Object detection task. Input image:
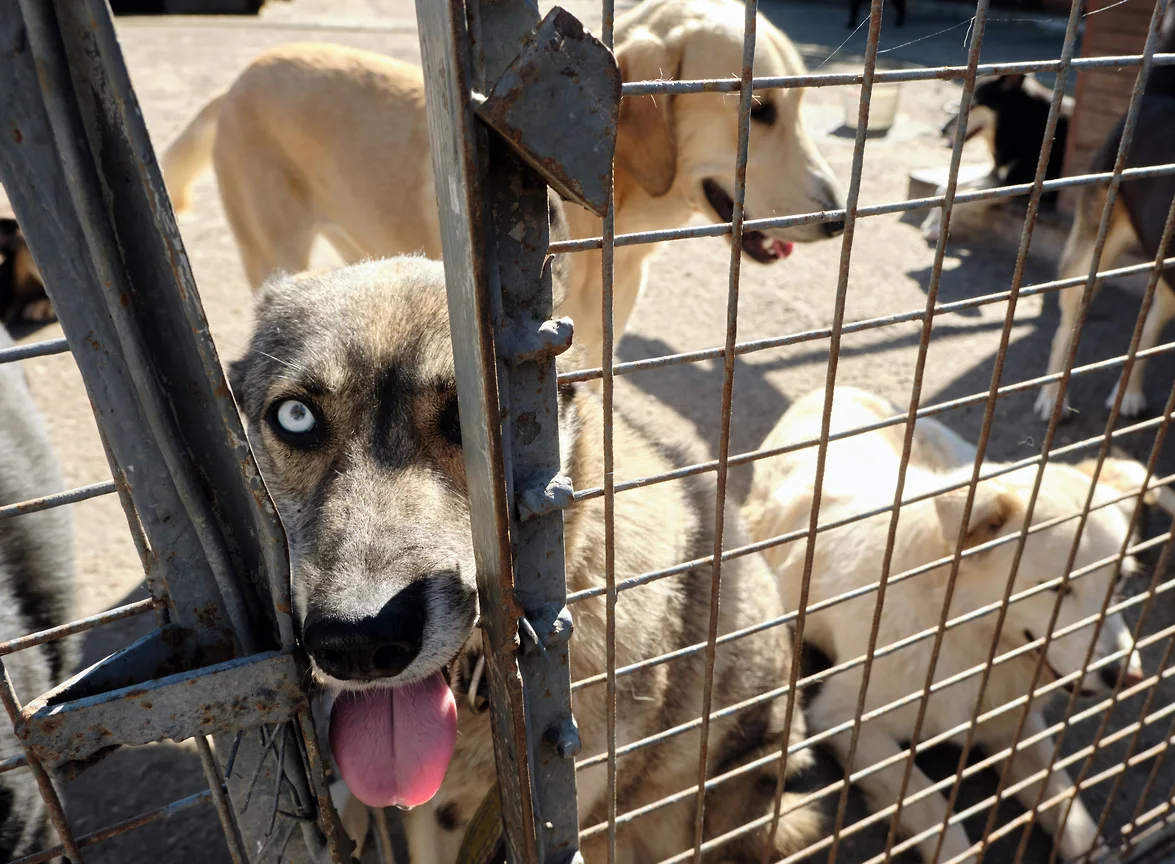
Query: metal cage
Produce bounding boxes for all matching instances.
[0,0,1173,862]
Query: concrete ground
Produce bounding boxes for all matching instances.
[6,0,1175,861]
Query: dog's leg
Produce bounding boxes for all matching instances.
[832,728,976,864]
[977,712,1098,861]
[1036,195,1134,421]
[1108,277,1175,417]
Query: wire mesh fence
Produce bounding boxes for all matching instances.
[0,0,1173,862]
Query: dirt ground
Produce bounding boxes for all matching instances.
[7,0,1175,861]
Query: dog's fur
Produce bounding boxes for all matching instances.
[921,74,1073,243]
[0,325,77,859]
[0,220,53,326]
[228,218,821,860]
[743,386,1152,863]
[163,0,844,371]
[1035,4,1175,421]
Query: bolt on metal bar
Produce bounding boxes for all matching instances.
[824,0,993,856]
[763,0,886,852]
[0,338,70,365]
[547,162,1175,259]
[0,480,117,521]
[618,52,1175,97]
[692,1,758,859]
[9,789,214,864]
[601,1,619,860]
[0,656,82,861]
[0,597,158,657]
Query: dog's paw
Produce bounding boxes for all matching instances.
[1108,382,1147,418]
[1034,385,1071,422]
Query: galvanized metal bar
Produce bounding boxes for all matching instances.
[9,789,214,864]
[616,52,1175,96]
[0,598,158,658]
[18,650,305,769]
[0,338,70,365]
[823,0,993,854]
[0,655,83,861]
[571,540,1175,788]
[415,1,586,860]
[567,412,1172,606]
[547,162,1175,257]
[600,1,619,860]
[0,480,117,521]
[691,0,758,859]
[197,735,250,864]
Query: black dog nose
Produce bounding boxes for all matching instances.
[303,582,427,681]
[824,217,846,237]
[1099,662,1122,691]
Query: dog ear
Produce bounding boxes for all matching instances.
[934,481,1015,549]
[1000,73,1026,91]
[614,27,683,198]
[1079,456,1175,518]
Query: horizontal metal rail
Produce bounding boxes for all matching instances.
[0,480,117,521]
[567,417,1173,606]
[549,164,1175,256]
[0,338,71,365]
[0,598,159,658]
[559,255,1175,387]
[10,789,214,864]
[618,52,1175,96]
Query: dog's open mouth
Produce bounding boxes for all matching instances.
[702,178,794,264]
[328,671,457,809]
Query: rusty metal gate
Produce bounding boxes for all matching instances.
[1,0,1175,862]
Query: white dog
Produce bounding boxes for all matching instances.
[742,386,1163,863]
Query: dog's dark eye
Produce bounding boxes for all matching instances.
[1047,582,1074,597]
[440,398,462,447]
[268,398,323,448]
[750,98,776,127]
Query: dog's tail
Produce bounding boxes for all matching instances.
[160,92,225,214]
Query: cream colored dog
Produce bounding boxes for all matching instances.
[742,386,1165,864]
[161,0,844,370]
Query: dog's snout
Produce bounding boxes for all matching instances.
[304,581,427,681]
[824,217,845,237]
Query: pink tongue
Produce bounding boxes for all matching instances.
[773,238,794,259]
[329,671,457,808]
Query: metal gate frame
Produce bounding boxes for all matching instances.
[0,2,347,861]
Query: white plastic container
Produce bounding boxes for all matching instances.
[841,82,901,134]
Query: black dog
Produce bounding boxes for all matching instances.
[0,219,54,325]
[0,323,77,858]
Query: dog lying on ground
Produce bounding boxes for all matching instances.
[0,325,77,859]
[743,386,1159,864]
[0,219,54,325]
[921,74,1072,243]
[228,201,821,862]
[163,0,845,372]
[1035,4,1175,421]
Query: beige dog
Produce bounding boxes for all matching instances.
[163,0,844,370]
[229,250,822,860]
[743,386,1162,863]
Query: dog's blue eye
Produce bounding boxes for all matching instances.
[270,398,322,447]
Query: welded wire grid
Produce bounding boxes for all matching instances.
[0,333,328,864]
[563,0,1175,861]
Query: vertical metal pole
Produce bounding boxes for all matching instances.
[415,1,581,861]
